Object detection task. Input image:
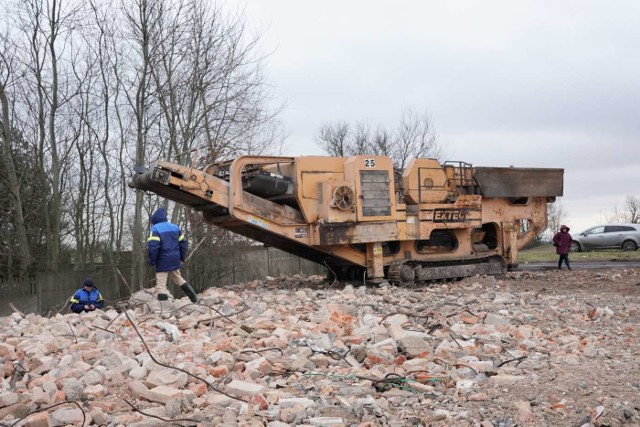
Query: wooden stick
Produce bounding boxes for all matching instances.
[9,303,25,317]
[185,236,207,263]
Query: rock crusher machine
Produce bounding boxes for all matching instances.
[130,155,563,284]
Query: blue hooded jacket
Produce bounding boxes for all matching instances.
[69,277,104,313]
[147,208,188,272]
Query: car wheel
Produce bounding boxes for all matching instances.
[570,241,581,252]
[622,240,638,251]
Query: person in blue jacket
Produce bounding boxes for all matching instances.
[69,277,105,313]
[147,207,199,303]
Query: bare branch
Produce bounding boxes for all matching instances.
[314,107,441,169]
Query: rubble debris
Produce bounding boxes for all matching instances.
[1,269,640,426]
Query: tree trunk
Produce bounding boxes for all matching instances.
[47,0,62,270]
[0,87,32,275]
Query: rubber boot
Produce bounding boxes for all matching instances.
[180,283,199,303]
[157,293,169,301]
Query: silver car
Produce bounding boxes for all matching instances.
[570,223,640,252]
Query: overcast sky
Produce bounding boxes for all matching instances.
[239,0,640,233]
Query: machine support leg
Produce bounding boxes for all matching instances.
[366,242,385,281]
[502,222,519,268]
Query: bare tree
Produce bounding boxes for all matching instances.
[609,195,640,224]
[0,33,32,276]
[623,195,640,224]
[350,122,370,156]
[10,0,88,270]
[86,0,128,270]
[394,109,440,170]
[370,127,393,158]
[120,0,284,289]
[314,108,441,169]
[121,0,162,290]
[1,0,282,288]
[316,121,350,156]
[546,200,568,241]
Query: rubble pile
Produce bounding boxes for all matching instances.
[1,269,640,426]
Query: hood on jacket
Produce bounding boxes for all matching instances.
[560,224,570,232]
[151,208,168,225]
[82,277,94,288]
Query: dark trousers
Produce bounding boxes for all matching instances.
[558,254,571,269]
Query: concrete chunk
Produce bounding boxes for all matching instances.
[0,391,19,406]
[279,397,317,409]
[0,403,30,421]
[397,336,431,358]
[48,408,84,427]
[308,417,346,426]
[148,385,184,404]
[225,380,266,397]
[22,411,51,427]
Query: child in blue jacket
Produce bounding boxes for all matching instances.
[69,277,105,313]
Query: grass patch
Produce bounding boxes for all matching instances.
[519,244,640,263]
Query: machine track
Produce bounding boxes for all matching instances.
[386,256,507,285]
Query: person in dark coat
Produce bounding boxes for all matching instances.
[552,224,573,270]
[147,207,199,303]
[69,277,105,313]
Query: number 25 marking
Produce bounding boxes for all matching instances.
[364,159,376,168]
